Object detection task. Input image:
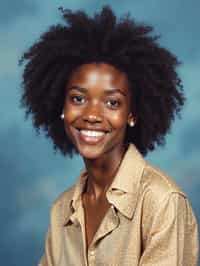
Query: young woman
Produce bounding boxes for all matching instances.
[20,6,199,266]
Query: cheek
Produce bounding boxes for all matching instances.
[63,105,80,138]
[108,110,128,129]
[63,103,81,122]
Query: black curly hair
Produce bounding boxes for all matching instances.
[19,5,185,157]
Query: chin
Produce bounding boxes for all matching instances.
[77,145,105,160]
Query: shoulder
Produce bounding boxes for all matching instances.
[47,168,86,225]
[140,161,187,203]
[139,161,190,228]
[139,162,198,243]
[127,144,187,202]
[53,185,75,207]
[49,185,75,223]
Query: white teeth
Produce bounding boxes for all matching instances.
[80,130,105,137]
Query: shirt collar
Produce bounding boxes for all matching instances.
[63,143,145,225]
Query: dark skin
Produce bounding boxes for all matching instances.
[63,63,136,249]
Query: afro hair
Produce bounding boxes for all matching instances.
[19,5,185,157]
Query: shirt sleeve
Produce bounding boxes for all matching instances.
[139,192,199,266]
[38,226,54,266]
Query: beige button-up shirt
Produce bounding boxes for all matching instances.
[39,144,199,266]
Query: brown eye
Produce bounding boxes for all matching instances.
[70,95,86,105]
[106,99,121,109]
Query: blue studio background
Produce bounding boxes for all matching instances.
[0,0,199,265]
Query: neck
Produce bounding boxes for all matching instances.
[83,143,127,200]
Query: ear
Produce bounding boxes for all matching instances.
[128,112,137,125]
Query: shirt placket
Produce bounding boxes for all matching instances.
[86,205,119,266]
[87,248,96,266]
[77,200,97,266]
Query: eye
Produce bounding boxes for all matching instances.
[69,95,86,105]
[106,99,121,109]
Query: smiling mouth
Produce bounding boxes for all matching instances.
[76,129,108,144]
[80,130,105,137]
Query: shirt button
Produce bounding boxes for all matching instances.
[90,250,95,256]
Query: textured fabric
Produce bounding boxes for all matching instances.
[39,144,199,266]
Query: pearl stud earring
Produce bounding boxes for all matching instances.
[60,113,64,120]
[129,120,135,127]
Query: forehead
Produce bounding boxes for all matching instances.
[67,63,130,89]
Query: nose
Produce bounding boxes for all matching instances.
[82,103,103,123]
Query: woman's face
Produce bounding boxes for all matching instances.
[63,63,134,159]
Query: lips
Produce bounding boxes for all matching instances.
[77,128,108,145]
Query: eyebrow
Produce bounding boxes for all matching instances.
[67,85,127,96]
